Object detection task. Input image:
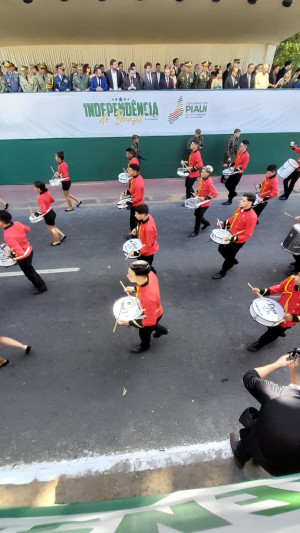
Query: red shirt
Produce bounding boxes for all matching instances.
[258,174,279,200]
[129,174,144,207]
[268,276,300,328]
[234,150,250,172]
[138,214,159,256]
[188,150,203,178]
[130,271,163,327]
[226,207,257,243]
[197,177,218,207]
[3,221,32,260]
[128,157,140,168]
[292,146,300,172]
[37,191,55,214]
[58,161,70,181]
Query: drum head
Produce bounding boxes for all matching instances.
[185,198,200,209]
[118,172,129,183]
[49,178,62,186]
[123,239,143,254]
[252,298,284,323]
[210,229,232,244]
[222,168,234,176]
[113,296,143,321]
[177,168,189,177]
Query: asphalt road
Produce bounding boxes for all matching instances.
[0,177,299,466]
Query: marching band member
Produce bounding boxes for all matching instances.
[188,165,218,237]
[181,139,203,200]
[125,147,140,168]
[287,215,300,275]
[212,193,257,279]
[121,163,144,230]
[279,142,300,200]
[54,151,82,212]
[33,181,66,246]
[0,210,47,294]
[253,164,278,221]
[128,204,159,269]
[247,273,300,351]
[117,260,168,353]
[0,336,31,369]
[223,140,250,205]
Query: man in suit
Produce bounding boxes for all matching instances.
[277,60,292,83]
[70,63,77,87]
[105,59,123,91]
[118,61,126,81]
[224,67,239,89]
[239,64,255,89]
[222,63,232,84]
[141,62,158,90]
[155,63,164,87]
[54,64,71,92]
[122,68,141,90]
[173,58,180,77]
[90,67,108,91]
[129,63,141,81]
[159,66,174,90]
[4,62,22,92]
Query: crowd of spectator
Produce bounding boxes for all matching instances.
[0,57,299,93]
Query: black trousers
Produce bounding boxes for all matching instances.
[17,251,47,291]
[253,201,267,218]
[185,178,197,199]
[225,172,243,202]
[194,206,209,233]
[218,242,244,275]
[257,324,292,347]
[140,253,154,266]
[138,316,168,349]
[293,254,300,273]
[283,171,300,199]
[130,206,137,230]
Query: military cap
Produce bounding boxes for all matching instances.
[29,64,37,69]
[203,165,213,174]
[214,65,221,69]
[184,61,192,68]
[234,58,240,63]
[234,128,241,133]
[38,63,46,69]
[132,134,139,140]
[56,63,65,70]
[72,62,77,68]
[19,65,28,71]
[202,61,209,67]
[77,63,83,69]
[2,60,12,68]
[195,128,201,134]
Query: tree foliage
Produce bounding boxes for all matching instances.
[274,32,300,68]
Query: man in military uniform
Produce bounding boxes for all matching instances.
[70,63,77,87]
[187,129,204,151]
[177,61,194,90]
[72,63,90,91]
[0,71,7,93]
[130,135,146,163]
[4,62,21,92]
[35,63,53,92]
[221,128,241,183]
[19,66,38,92]
[54,64,71,92]
[195,61,209,89]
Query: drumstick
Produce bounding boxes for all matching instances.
[113,302,124,333]
[284,212,296,219]
[232,230,244,237]
[29,205,34,217]
[120,280,136,303]
[248,282,264,299]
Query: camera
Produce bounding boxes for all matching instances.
[287,348,300,361]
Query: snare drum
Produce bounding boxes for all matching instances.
[277,159,298,179]
[0,243,17,267]
[222,168,234,176]
[249,297,284,327]
[184,197,208,209]
[29,214,44,223]
[281,224,300,255]
[49,178,63,186]
[253,194,260,207]
[177,168,190,178]
[123,239,143,256]
[118,172,129,184]
[113,296,144,321]
[210,228,232,244]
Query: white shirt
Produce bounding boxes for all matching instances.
[111,69,118,90]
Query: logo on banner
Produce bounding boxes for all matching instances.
[83,97,159,126]
[168,96,184,124]
[185,100,208,119]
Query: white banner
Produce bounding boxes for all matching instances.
[0,90,299,140]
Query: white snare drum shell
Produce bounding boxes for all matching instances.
[210,229,232,245]
[123,239,143,254]
[277,159,298,179]
[177,168,190,177]
[250,298,284,327]
[113,296,143,321]
[281,224,300,255]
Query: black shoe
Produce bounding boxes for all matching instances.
[31,287,48,295]
[222,201,232,205]
[130,344,150,354]
[0,359,9,368]
[230,433,247,469]
[61,235,67,242]
[202,222,210,230]
[188,232,199,237]
[153,328,168,339]
[233,259,239,265]
[256,220,259,225]
[25,346,31,354]
[247,341,263,352]
[279,195,287,200]
[212,272,225,279]
[5,203,9,210]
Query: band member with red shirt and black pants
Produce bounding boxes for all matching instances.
[0,210,47,294]
[253,164,278,220]
[181,139,203,200]
[34,181,66,246]
[55,151,82,212]
[247,273,300,351]
[188,165,218,237]
[125,148,140,169]
[279,142,300,200]
[121,163,144,231]
[129,204,159,270]
[212,192,257,279]
[223,140,250,205]
[117,260,168,353]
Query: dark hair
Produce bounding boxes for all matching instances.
[285,60,292,66]
[93,64,100,73]
[190,138,199,146]
[130,62,136,68]
[34,180,47,193]
[180,63,184,68]
[118,61,123,66]
[83,63,90,74]
[243,192,256,205]
[110,58,116,66]
[173,58,178,64]
[130,260,151,276]
[215,68,222,76]
[227,62,232,69]
[128,67,134,73]
[248,63,254,68]
[134,204,149,215]
[156,63,160,67]
[272,64,279,70]
[126,147,135,155]
[56,151,64,161]
[144,62,152,69]
[241,139,249,146]
[267,164,277,172]
[0,210,12,223]
[99,64,104,69]
[129,163,140,172]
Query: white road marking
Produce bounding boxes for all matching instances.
[0,440,231,485]
[0,267,80,277]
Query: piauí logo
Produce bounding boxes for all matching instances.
[168,96,184,124]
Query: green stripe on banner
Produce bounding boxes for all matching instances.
[0,133,296,185]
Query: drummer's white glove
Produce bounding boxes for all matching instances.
[290,141,295,147]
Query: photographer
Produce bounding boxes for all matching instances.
[230,351,300,476]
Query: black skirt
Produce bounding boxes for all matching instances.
[61,180,71,191]
[44,209,56,226]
